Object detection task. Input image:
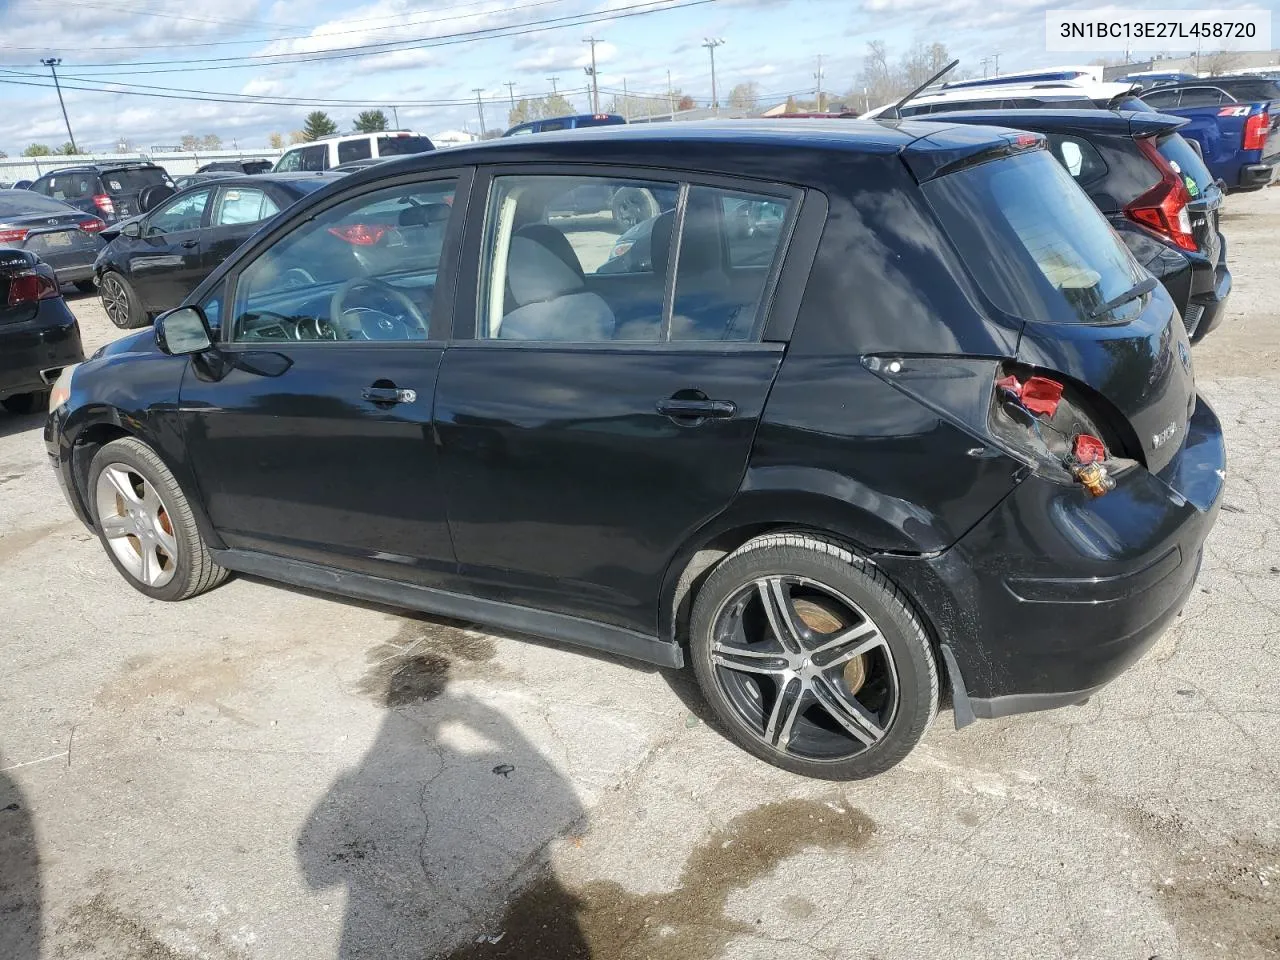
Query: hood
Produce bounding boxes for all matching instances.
[92,327,158,360]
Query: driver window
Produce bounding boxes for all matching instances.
[228,178,458,344]
[147,189,211,236]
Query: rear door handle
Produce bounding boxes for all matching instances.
[656,398,737,420]
[180,239,199,248]
[362,386,417,404]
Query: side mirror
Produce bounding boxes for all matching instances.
[121,220,142,239]
[155,306,213,355]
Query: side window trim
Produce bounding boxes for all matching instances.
[214,166,475,346]
[658,184,689,341]
[457,163,804,347]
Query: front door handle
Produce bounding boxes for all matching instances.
[656,397,737,421]
[362,386,417,404]
[180,239,198,249]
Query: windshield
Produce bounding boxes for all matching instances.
[376,135,433,156]
[100,168,169,195]
[0,191,73,217]
[923,149,1146,324]
[1157,133,1215,198]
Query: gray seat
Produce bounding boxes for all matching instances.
[499,236,615,341]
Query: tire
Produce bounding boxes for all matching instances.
[1,391,48,416]
[74,279,97,294]
[689,532,939,780]
[99,272,147,329]
[88,437,228,601]
[611,187,660,231]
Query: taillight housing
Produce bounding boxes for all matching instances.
[7,271,60,306]
[92,194,116,216]
[1126,137,1197,253]
[79,218,106,234]
[1243,112,1269,151]
[0,227,30,245]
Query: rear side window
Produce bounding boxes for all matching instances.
[47,174,93,201]
[1046,135,1108,184]
[924,149,1146,324]
[338,139,372,164]
[1223,80,1280,101]
[1141,89,1181,109]
[277,145,327,172]
[1157,133,1214,197]
[538,119,568,132]
[1178,88,1227,107]
[211,186,279,226]
[376,135,434,156]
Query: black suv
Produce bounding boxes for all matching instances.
[27,162,173,223]
[45,122,1224,780]
[930,109,1229,342]
[197,160,274,175]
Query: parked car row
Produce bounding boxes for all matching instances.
[44,120,1224,782]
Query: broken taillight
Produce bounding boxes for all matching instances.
[7,271,59,305]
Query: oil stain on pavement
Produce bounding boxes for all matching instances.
[444,799,876,960]
[357,615,498,707]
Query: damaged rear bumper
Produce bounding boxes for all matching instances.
[877,393,1225,726]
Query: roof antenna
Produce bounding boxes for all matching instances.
[885,59,960,119]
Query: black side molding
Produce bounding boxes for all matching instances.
[209,548,685,669]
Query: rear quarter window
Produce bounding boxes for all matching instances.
[1046,135,1108,185]
[1157,133,1214,197]
[923,149,1146,324]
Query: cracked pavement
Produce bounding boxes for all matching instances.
[1,189,1278,960]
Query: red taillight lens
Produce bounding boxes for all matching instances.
[92,194,116,216]
[1243,112,1269,151]
[0,227,30,244]
[1126,137,1197,253]
[6,272,59,306]
[79,218,106,234]
[327,223,389,246]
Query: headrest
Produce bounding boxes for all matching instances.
[515,223,583,278]
[506,236,586,306]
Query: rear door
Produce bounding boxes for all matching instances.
[129,187,212,311]
[100,166,170,220]
[434,168,804,633]
[200,183,282,278]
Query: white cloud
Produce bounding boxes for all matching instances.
[514,41,617,73]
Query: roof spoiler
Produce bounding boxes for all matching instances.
[1128,112,1190,137]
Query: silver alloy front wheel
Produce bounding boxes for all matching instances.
[709,575,899,762]
[94,463,179,588]
[99,274,130,326]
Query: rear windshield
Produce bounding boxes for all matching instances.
[1225,80,1280,101]
[1157,133,1214,197]
[0,191,73,217]
[923,149,1145,324]
[100,167,169,195]
[573,115,625,128]
[376,135,434,156]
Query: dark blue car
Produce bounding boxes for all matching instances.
[503,113,625,137]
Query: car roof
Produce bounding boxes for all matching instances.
[1145,75,1280,91]
[290,131,425,145]
[920,108,1188,137]
[38,162,164,175]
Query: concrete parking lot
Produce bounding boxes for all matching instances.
[2,190,1278,960]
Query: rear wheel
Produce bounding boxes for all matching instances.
[99,272,147,329]
[611,187,660,231]
[88,437,228,601]
[1,391,48,415]
[690,533,939,780]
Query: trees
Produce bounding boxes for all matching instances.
[200,134,222,150]
[302,111,338,141]
[22,144,51,157]
[268,132,285,150]
[506,93,576,127]
[849,40,967,113]
[288,130,308,145]
[58,142,77,155]
[676,94,696,111]
[353,109,389,133]
[727,81,760,112]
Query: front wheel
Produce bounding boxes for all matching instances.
[99,272,147,329]
[88,437,228,601]
[690,533,939,780]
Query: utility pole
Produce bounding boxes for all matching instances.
[42,58,77,154]
[504,81,517,112]
[622,78,629,120]
[547,76,559,96]
[815,53,825,112]
[993,53,1000,77]
[391,105,400,128]
[667,69,675,117]
[473,88,486,136]
[703,37,725,114]
[583,37,601,113]
[980,56,990,78]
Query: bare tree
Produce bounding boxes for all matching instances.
[728,81,760,112]
[1203,50,1243,75]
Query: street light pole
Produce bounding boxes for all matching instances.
[42,58,77,154]
[505,81,517,112]
[703,37,725,114]
[473,88,486,136]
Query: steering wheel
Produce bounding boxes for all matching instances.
[329,277,428,339]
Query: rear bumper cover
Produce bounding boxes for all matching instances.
[876,393,1224,723]
[1238,162,1277,190]
[1187,262,1232,342]
[0,299,84,399]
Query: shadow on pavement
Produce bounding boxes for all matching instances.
[0,753,42,960]
[297,657,589,959]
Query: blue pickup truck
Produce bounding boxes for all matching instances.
[1140,76,1280,191]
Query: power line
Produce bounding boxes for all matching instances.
[2,0,715,73]
[13,0,307,34]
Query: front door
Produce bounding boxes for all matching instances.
[436,171,800,633]
[179,174,468,587]
[132,187,212,312]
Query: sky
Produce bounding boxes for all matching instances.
[0,0,1276,153]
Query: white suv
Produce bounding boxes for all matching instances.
[272,132,435,172]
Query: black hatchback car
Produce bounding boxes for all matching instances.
[930,109,1230,342]
[94,172,341,328]
[27,161,172,223]
[46,122,1224,780]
